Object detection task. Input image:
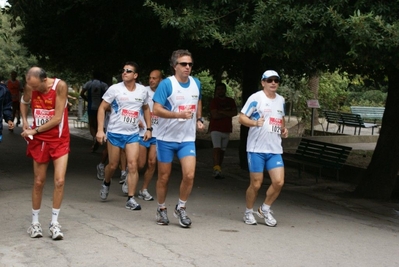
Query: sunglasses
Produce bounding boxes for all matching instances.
[177,62,193,67]
[121,68,135,74]
[263,78,280,83]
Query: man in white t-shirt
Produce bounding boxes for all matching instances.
[122,69,162,200]
[96,61,152,211]
[239,70,288,227]
[152,49,204,228]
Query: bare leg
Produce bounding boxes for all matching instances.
[125,142,140,196]
[179,156,196,201]
[141,144,157,190]
[264,167,285,206]
[245,172,263,209]
[32,161,49,210]
[104,142,121,183]
[52,153,69,209]
[156,162,172,204]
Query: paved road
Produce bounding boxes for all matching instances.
[0,120,398,267]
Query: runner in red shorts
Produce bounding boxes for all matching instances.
[20,67,70,240]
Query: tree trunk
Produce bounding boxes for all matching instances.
[355,69,399,199]
[308,71,320,126]
[239,52,262,170]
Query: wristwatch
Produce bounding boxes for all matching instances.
[35,127,40,133]
[197,118,204,123]
[146,127,153,132]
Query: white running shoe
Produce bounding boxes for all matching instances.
[138,190,154,201]
[27,222,43,238]
[125,198,141,210]
[119,170,127,184]
[96,164,105,180]
[243,212,257,225]
[100,184,109,200]
[256,207,277,227]
[122,181,128,195]
[49,222,64,240]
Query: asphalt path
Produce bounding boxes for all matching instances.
[0,122,398,267]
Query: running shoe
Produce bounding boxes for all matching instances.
[122,181,128,195]
[173,205,192,228]
[100,184,109,200]
[125,198,141,210]
[49,222,64,240]
[138,190,154,201]
[243,212,257,225]
[256,207,277,227]
[119,171,127,184]
[27,222,43,238]
[156,208,169,225]
[213,170,225,179]
[96,164,105,180]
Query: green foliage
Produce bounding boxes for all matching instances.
[0,13,37,81]
[346,91,387,107]
[318,71,350,111]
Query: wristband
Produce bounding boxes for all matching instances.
[35,127,40,133]
[21,96,31,105]
[197,118,204,123]
[146,127,153,132]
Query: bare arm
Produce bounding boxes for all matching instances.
[20,86,32,130]
[142,104,152,141]
[96,100,110,144]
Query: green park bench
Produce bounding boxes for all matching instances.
[350,106,385,123]
[323,110,378,135]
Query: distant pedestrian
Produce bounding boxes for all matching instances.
[6,70,23,130]
[80,71,108,152]
[20,67,70,240]
[239,70,288,227]
[209,82,237,179]
[153,49,204,227]
[0,79,14,142]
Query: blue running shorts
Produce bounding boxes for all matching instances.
[107,132,139,149]
[156,140,196,163]
[247,152,284,173]
[139,136,156,148]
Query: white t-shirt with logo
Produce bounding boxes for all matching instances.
[241,90,285,154]
[102,82,148,135]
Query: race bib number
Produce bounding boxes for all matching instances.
[121,109,139,124]
[267,117,282,134]
[178,104,196,121]
[34,109,55,126]
[151,112,159,126]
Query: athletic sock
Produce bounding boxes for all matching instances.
[32,209,40,224]
[51,208,60,224]
[177,199,187,209]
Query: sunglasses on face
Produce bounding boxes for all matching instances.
[121,68,134,74]
[176,62,193,67]
[263,78,280,83]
